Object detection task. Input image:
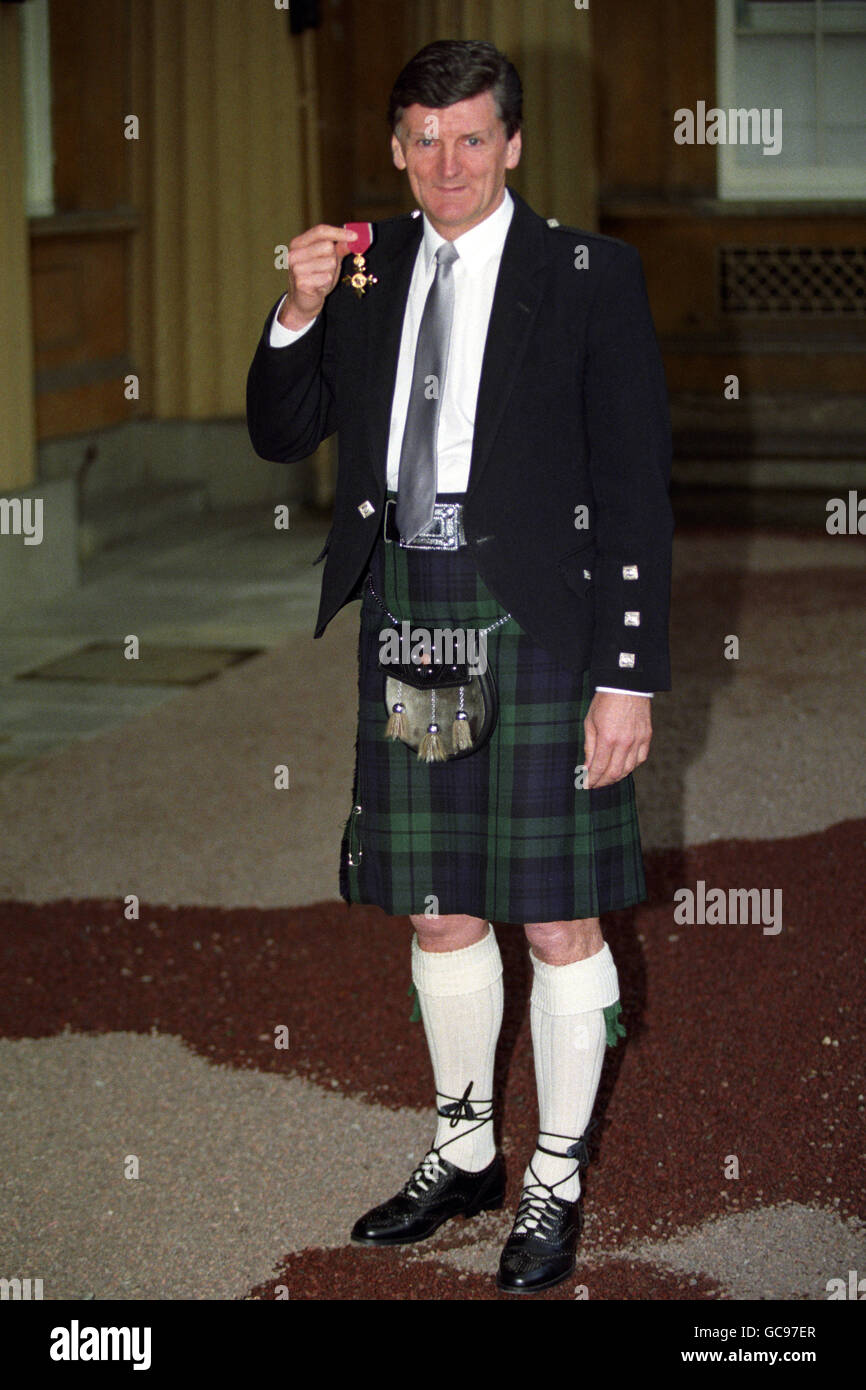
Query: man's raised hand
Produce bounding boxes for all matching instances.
[277,224,357,331]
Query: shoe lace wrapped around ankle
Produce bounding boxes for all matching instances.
[435,1081,493,1151]
[402,1082,495,1200]
[511,1125,596,1237]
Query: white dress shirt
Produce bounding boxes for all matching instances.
[384,187,512,492]
[268,191,651,698]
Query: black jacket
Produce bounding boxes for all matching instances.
[246,188,673,691]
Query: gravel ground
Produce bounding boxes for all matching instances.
[1,526,863,1301]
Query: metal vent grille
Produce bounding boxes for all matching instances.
[719,246,866,315]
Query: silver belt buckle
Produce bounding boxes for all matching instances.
[401,502,465,550]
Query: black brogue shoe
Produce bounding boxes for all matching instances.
[497,1129,594,1294]
[351,1149,506,1245]
[496,1186,583,1293]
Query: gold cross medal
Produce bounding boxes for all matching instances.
[342,222,378,298]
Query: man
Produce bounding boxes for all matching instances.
[247,39,673,1295]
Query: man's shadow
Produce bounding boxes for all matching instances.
[490,423,759,1192]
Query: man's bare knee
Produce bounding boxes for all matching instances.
[524,917,603,964]
[411,913,488,953]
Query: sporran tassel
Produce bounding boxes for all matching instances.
[452,687,473,752]
[385,683,407,740]
[418,689,448,762]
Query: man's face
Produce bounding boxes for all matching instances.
[391,90,521,240]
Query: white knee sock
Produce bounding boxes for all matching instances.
[523,942,620,1205]
[411,923,503,1173]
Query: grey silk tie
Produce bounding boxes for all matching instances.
[395,240,460,543]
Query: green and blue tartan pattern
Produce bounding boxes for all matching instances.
[339,496,646,923]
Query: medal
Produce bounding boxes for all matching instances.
[341,221,378,297]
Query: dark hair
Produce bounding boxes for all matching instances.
[387,40,523,140]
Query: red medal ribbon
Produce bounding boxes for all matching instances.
[343,221,373,256]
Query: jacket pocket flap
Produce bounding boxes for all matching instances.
[557,539,595,593]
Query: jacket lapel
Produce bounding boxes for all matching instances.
[466,189,549,498]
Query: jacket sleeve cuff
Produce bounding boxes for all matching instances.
[595,686,654,698]
[269,295,321,347]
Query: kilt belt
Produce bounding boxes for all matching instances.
[383,496,466,549]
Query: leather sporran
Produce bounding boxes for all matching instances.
[367,573,509,763]
[380,640,499,762]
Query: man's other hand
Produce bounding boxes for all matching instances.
[278,224,358,330]
[583,691,652,789]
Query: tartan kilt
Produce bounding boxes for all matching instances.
[339,494,646,923]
